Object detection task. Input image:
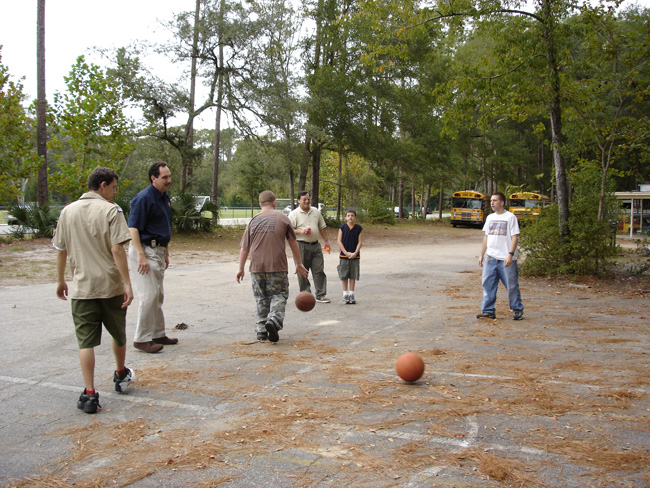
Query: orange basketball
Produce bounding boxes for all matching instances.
[396,352,425,382]
[295,291,316,312]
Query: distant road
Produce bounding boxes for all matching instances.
[0,213,452,235]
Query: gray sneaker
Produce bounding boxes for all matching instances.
[348,296,356,304]
[343,295,350,304]
[316,297,331,303]
[513,310,524,321]
[113,367,135,393]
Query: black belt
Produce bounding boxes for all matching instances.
[142,239,168,248]
[299,241,319,245]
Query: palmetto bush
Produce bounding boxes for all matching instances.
[8,203,60,238]
[171,193,218,233]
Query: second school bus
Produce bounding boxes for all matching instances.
[508,192,550,223]
[450,191,491,227]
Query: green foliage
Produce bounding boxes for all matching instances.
[520,167,619,276]
[0,52,40,203]
[111,188,138,222]
[48,56,135,199]
[171,193,217,233]
[232,139,270,206]
[323,214,344,228]
[8,203,60,239]
[359,196,396,225]
[320,151,389,217]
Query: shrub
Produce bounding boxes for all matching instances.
[9,203,60,239]
[520,167,619,276]
[323,214,343,228]
[359,196,396,225]
[171,193,218,233]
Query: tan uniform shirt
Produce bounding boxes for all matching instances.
[288,206,326,243]
[52,192,131,299]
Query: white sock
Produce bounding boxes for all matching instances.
[343,291,349,297]
[349,291,355,297]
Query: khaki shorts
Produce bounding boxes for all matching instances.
[71,295,127,349]
[337,258,360,281]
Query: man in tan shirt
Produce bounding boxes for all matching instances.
[53,167,135,414]
[288,191,332,303]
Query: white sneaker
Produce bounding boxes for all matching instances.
[113,367,135,393]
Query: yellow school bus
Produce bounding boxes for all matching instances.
[508,192,550,223]
[450,191,491,227]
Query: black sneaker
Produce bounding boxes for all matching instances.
[77,390,101,414]
[265,320,279,343]
[113,367,135,393]
[513,310,524,321]
[257,331,268,341]
[476,312,496,319]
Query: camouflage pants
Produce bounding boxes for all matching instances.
[251,272,289,333]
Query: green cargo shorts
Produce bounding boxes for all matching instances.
[71,295,127,349]
[337,258,360,281]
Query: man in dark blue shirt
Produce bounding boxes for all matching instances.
[128,162,177,353]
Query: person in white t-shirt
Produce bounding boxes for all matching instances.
[477,192,524,320]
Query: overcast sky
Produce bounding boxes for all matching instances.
[0,0,187,100]
[1,0,647,108]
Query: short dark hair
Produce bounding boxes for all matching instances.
[88,166,118,191]
[297,191,310,200]
[345,209,357,216]
[149,162,168,182]
[492,192,506,204]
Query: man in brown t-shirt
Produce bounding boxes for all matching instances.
[236,191,308,342]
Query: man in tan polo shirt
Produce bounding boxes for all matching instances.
[288,191,332,303]
[53,166,135,414]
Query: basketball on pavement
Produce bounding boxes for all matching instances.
[295,291,316,312]
[396,352,425,382]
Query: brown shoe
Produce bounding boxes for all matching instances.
[134,341,164,353]
[152,336,178,345]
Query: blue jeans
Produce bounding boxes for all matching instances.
[481,255,523,314]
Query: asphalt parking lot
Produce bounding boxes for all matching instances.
[1,234,649,487]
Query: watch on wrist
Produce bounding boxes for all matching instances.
[509,251,515,256]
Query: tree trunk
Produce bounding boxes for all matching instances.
[182,0,201,193]
[438,183,444,220]
[598,143,614,222]
[311,146,321,206]
[539,142,545,196]
[289,167,295,209]
[541,0,569,241]
[424,183,432,218]
[411,184,416,219]
[336,150,343,221]
[299,136,310,192]
[36,0,48,205]
[398,172,405,219]
[211,0,225,204]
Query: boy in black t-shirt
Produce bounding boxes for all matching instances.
[337,210,363,304]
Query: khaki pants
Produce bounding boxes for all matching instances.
[129,243,166,343]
